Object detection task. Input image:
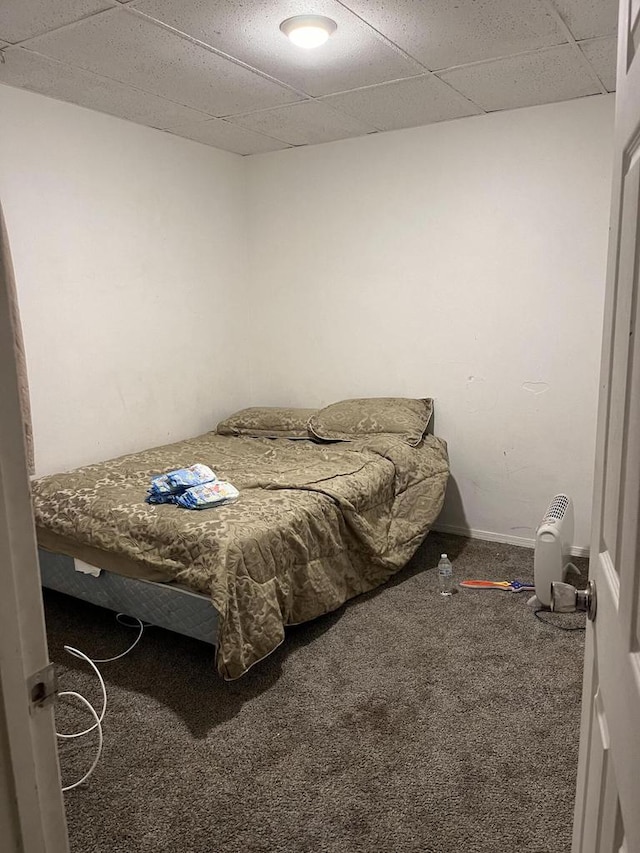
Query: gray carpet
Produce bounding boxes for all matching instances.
[44,533,587,853]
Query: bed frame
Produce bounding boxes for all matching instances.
[39,549,219,646]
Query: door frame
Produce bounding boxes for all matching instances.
[0,203,69,852]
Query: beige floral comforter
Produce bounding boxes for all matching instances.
[33,432,449,679]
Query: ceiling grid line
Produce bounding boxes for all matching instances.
[540,0,608,94]
[6,45,217,121]
[1,2,119,46]
[333,0,489,115]
[333,0,432,70]
[1,39,303,147]
[431,42,579,75]
[312,72,486,127]
[174,116,297,148]
[123,6,314,106]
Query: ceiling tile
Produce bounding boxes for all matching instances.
[23,7,301,115]
[551,0,618,40]
[439,45,601,112]
[579,37,617,92]
[0,47,212,129]
[321,75,481,132]
[337,0,564,70]
[131,0,423,97]
[167,119,291,155]
[0,0,115,44]
[227,100,375,146]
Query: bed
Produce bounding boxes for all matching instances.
[34,398,449,678]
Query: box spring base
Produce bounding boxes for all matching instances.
[39,549,218,646]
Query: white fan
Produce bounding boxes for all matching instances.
[533,494,574,607]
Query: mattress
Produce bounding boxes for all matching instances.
[33,431,449,678]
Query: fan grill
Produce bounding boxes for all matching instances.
[542,494,570,523]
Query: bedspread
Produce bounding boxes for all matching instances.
[33,432,449,678]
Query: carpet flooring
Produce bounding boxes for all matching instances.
[44,533,587,853]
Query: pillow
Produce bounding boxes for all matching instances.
[216,406,318,439]
[308,397,433,446]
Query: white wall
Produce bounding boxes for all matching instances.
[246,95,615,550]
[0,85,614,549]
[0,84,248,476]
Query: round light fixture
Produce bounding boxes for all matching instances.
[279,15,337,49]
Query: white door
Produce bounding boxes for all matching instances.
[0,202,69,852]
[571,2,640,851]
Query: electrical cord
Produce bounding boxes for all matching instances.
[56,692,103,792]
[88,613,147,663]
[533,609,586,631]
[565,561,583,579]
[57,648,106,740]
[56,614,147,792]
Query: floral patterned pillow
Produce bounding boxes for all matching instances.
[216,407,318,439]
[309,398,433,446]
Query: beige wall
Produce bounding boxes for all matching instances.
[246,95,615,549]
[0,83,249,476]
[0,82,615,548]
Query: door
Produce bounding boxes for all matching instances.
[571,2,640,851]
[0,201,69,851]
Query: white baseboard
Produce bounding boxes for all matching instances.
[431,522,590,559]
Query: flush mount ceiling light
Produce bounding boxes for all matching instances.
[279,15,337,49]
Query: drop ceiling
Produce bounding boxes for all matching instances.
[0,0,618,156]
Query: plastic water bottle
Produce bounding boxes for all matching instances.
[438,553,453,596]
